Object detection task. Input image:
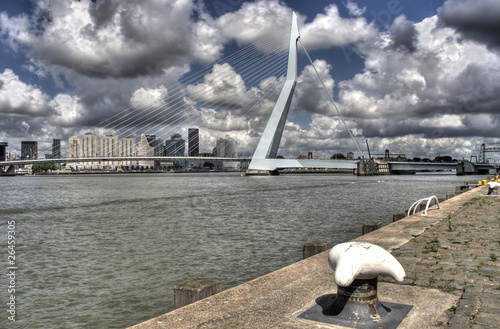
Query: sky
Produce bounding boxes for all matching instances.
[0,0,499,162]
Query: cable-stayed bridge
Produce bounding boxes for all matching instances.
[1,13,497,176]
[1,12,362,174]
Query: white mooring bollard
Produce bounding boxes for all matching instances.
[299,242,413,328]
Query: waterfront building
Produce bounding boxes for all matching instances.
[80,133,100,169]
[9,152,16,161]
[138,134,156,168]
[165,134,185,156]
[0,142,7,162]
[154,138,164,156]
[188,128,199,156]
[21,141,38,160]
[52,139,61,158]
[216,138,237,158]
[119,136,137,167]
[45,139,61,159]
[68,136,81,159]
[216,138,238,169]
[101,135,119,169]
[154,138,165,169]
[82,133,100,158]
[164,134,185,169]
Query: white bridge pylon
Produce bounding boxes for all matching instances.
[248,13,357,172]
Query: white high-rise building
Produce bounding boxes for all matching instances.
[68,136,81,159]
[216,138,238,169]
[68,135,85,169]
[216,138,238,158]
[81,133,100,169]
[101,135,119,168]
[119,136,137,167]
[82,133,100,158]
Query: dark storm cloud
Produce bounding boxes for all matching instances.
[88,0,120,30]
[388,15,418,53]
[0,114,46,139]
[18,0,221,79]
[439,0,500,49]
[358,115,499,139]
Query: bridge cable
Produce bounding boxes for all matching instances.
[59,27,290,161]
[99,27,287,143]
[298,37,365,158]
[104,30,288,156]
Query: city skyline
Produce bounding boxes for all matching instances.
[0,0,499,162]
[0,130,241,170]
[3,131,473,163]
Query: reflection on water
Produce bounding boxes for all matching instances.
[0,173,483,328]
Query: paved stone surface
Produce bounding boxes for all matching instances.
[381,195,500,328]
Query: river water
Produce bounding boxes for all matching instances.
[0,172,484,328]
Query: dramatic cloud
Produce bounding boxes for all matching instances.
[215,0,292,51]
[328,12,500,158]
[388,15,418,53]
[130,85,168,110]
[185,62,287,142]
[439,0,500,49]
[0,69,52,117]
[0,0,223,79]
[187,63,254,109]
[216,1,377,51]
[300,4,377,50]
[295,59,336,116]
[50,94,87,127]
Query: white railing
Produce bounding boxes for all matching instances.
[407,196,441,216]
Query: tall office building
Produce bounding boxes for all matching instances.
[0,142,7,162]
[165,133,185,156]
[21,141,38,160]
[188,128,199,156]
[46,139,61,159]
[153,138,164,156]
[52,139,61,158]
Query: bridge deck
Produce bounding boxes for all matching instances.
[0,156,251,166]
[1,158,495,173]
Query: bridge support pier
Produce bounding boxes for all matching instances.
[245,169,279,176]
[0,165,16,176]
[356,159,390,176]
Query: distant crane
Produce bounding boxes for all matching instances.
[479,143,500,163]
[366,139,372,159]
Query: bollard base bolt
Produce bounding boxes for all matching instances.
[299,281,413,329]
[322,278,388,322]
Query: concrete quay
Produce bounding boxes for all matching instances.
[130,186,499,329]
